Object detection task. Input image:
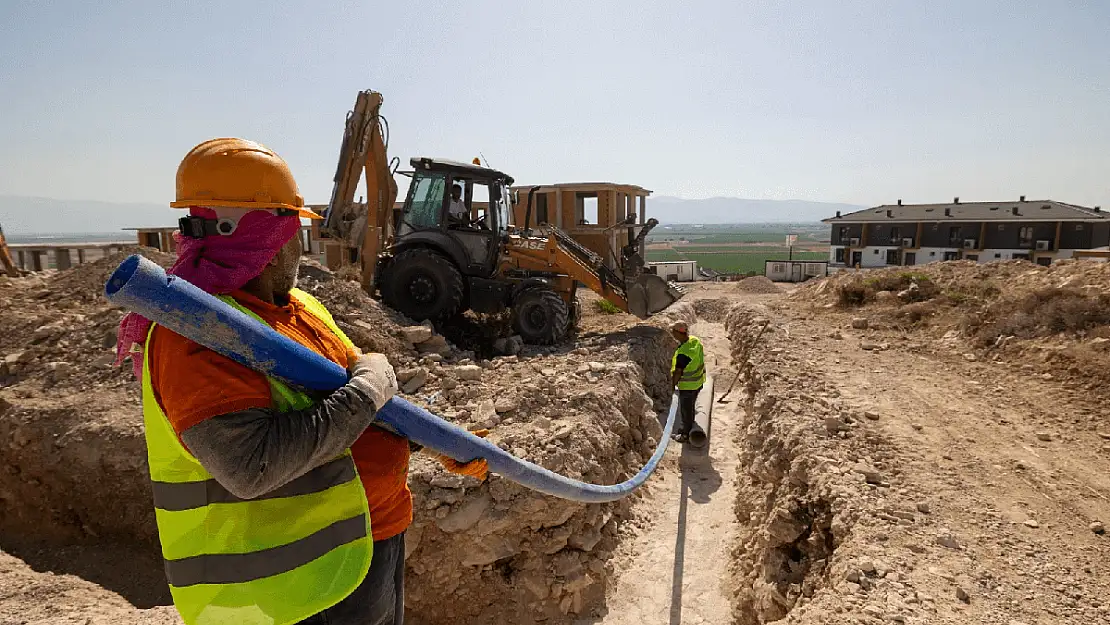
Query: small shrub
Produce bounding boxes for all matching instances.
[595,298,622,314]
[944,291,970,305]
[836,281,872,307]
[973,287,1110,345]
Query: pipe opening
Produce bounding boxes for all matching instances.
[104,254,141,298]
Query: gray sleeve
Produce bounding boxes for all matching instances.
[180,384,379,500]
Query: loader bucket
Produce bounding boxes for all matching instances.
[626,274,685,319]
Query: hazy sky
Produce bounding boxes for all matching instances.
[2,1,1108,208]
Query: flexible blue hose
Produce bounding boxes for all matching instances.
[105,255,675,503]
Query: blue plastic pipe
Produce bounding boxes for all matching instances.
[105,255,676,503]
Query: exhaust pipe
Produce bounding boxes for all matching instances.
[105,255,677,503]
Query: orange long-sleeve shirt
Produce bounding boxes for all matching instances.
[146,289,411,541]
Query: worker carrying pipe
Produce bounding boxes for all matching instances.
[114,138,485,625]
[669,320,707,444]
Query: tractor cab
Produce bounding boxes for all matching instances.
[395,157,514,278]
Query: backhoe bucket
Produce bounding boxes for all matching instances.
[627,274,685,319]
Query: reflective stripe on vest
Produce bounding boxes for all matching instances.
[141,288,372,625]
[671,335,706,391]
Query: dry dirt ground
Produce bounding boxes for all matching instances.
[751,292,1110,624]
[577,278,1109,625]
[588,317,740,625]
[4,268,1109,625]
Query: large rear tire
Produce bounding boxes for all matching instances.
[380,248,464,321]
[512,287,570,345]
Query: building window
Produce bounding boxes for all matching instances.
[966,254,979,261]
[943,251,958,261]
[948,226,961,246]
[889,227,901,244]
[834,248,846,263]
[886,250,900,264]
[995,253,1002,258]
[1018,226,1034,247]
[534,193,549,224]
[838,226,850,241]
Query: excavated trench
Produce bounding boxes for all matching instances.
[722,302,923,625]
[723,304,848,625]
[0,259,695,624]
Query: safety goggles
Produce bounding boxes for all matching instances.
[178,207,299,239]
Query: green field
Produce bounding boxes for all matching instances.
[655,245,818,253]
[647,223,828,246]
[645,249,686,261]
[646,250,827,274]
[648,232,794,244]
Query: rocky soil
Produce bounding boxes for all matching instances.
[721,265,1110,624]
[6,256,1109,625]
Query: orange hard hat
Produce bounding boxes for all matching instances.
[170,138,321,219]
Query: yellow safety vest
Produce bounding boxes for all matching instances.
[140,288,372,625]
[671,335,706,391]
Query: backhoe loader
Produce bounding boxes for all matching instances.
[318,89,684,344]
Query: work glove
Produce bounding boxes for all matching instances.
[429,429,490,481]
[347,353,398,411]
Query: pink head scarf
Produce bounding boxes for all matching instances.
[115,207,304,377]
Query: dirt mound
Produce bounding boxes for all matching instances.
[791,260,1110,393]
[736,276,782,294]
[692,297,731,322]
[792,259,1110,310]
[47,246,177,304]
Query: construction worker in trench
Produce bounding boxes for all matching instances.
[114,138,488,625]
[669,320,706,443]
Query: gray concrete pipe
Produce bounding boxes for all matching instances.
[686,375,714,449]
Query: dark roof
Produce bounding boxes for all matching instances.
[823,200,1107,223]
[410,157,514,185]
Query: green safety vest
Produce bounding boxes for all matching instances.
[140,288,372,625]
[671,335,706,391]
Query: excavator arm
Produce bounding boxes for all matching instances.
[321,90,398,288]
[504,232,630,311]
[503,223,684,319]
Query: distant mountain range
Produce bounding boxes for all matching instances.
[0,195,179,237]
[647,197,867,224]
[0,194,869,236]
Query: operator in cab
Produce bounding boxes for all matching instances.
[447,183,468,225]
[669,320,706,443]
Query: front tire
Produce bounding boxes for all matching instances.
[380,248,464,321]
[512,288,570,345]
